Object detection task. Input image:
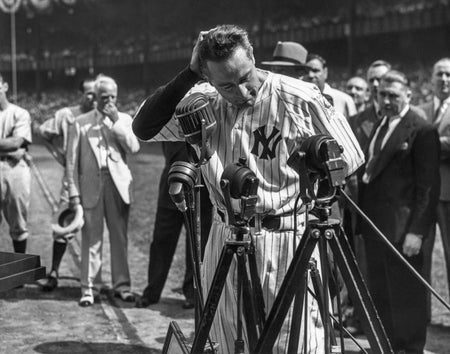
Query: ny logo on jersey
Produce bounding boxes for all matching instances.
[251,125,282,160]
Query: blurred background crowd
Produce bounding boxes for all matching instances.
[0,0,449,120]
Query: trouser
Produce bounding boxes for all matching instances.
[422,200,450,321]
[143,203,211,302]
[365,238,427,353]
[80,170,131,294]
[0,158,30,241]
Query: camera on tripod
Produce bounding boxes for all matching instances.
[220,157,259,226]
[287,134,347,192]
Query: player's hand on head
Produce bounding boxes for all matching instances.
[190,29,213,78]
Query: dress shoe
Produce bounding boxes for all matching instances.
[135,296,158,308]
[115,289,135,302]
[41,275,58,292]
[79,291,94,307]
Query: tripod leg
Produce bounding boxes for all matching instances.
[247,242,266,331]
[254,229,318,353]
[309,259,339,350]
[287,266,308,353]
[328,226,394,354]
[237,252,258,352]
[191,243,235,353]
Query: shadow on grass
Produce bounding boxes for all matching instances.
[0,284,80,302]
[135,296,195,320]
[34,341,159,354]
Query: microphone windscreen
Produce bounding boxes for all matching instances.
[175,92,216,145]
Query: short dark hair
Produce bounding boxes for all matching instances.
[306,53,327,67]
[198,25,253,77]
[381,70,409,87]
[368,59,391,71]
[78,77,95,93]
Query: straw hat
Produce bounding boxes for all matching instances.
[261,41,308,67]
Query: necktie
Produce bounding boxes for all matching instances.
[363,116,389,183]
[434,99,448,126]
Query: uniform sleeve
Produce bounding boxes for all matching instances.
[132,66,201,141]
[64,121,80,199]
[307,91,365,176]
[13,108,32,144]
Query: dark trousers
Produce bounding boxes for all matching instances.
[365,238,427,354]
[422,201,450,321]
[143,205,210,302]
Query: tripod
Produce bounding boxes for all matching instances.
[254,194,393,353]
[190,160,266,354]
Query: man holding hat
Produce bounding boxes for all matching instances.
[261,41,309,79]
[35,77,96,291]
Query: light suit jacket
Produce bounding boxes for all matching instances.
[419,99,450,201]
[66,109,140,208]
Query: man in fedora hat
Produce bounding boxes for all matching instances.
[261,41,309,79]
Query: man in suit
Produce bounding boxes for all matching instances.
[261,41,309,79]
[136,141,212,309]
[349,60,391,151]
[420,57,450,322]
[346,76,369,114]
[359,70,440,353]
[303,53,357,119]
[35,77,95,292]
[66,75,140,306]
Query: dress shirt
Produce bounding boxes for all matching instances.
[95,110,111,169]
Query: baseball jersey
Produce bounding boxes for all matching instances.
[150,71,364,217]
[38,106,82,166]
[323,83,357,120]
[0,103,32,158]
[134,68,364,354]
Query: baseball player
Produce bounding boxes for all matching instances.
[133,25,364,353]
[0,73,32,254]
[35,77,96,291]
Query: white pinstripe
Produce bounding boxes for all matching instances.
[147,71,364,353]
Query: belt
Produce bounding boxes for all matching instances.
[217,209,305,232]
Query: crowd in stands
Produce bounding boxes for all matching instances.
[1,0,448,66]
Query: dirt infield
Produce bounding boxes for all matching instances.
[0,145,449,354]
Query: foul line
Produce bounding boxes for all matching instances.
[67,235,146,346]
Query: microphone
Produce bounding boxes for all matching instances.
[175,92,216,162]
[167,161,198,212]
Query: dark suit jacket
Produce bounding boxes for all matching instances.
[349,104,379,153]
[359,108,440,243]
[419,99,450,201]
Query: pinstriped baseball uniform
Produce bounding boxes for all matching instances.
[139,70,364,353]
[0,103,32,241]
